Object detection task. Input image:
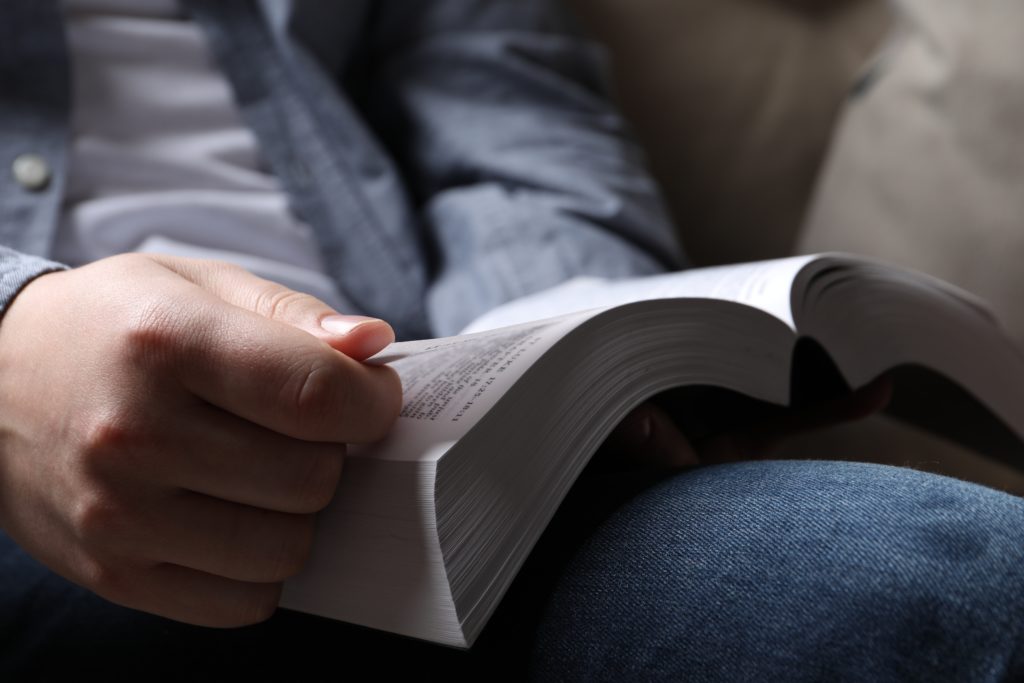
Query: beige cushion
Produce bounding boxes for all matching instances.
[797,0,1024,493]
[569,0,891,265]
[575,1,1023,492]
[801,0,1024,343]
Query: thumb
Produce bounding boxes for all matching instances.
[152,256,395,360]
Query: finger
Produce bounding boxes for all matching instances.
[108,491,318,584]
[138,290,402,442]
[174,408,346,513]
[94,404,346,514]
[767,374,895,442]
[153,255,394,360]
[109,563,282,627]
[824,374,895,422]
[699,375,896,461]
[607,403,700,469]
[618,405,700,471]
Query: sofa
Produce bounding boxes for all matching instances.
[570,0,1024,494]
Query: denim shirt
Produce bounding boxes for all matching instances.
[0,0,683,339]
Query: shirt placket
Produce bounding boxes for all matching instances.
[0,0,71,257]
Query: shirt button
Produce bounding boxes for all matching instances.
[12,154,53,192]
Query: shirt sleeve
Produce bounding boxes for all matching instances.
[0,246,66,319]
[363,0,687,337]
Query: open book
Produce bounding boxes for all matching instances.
[280,254,1024,648]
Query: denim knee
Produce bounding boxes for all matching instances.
[532,460,1024,682]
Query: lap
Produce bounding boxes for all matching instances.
[3,460,1023,681]
[533,460,1024,681]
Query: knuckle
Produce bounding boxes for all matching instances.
[268,518,315,580]
[69,489,131,546]
[253,285,311,322]
[77,556,125,596]
[290,447,344,513]
[347,366,403,443]
[78,413,146,476]
[235,584,283,625]
[296,361,335,415]
[277,356,401,443]
[121,301,185,366]
[281,356,339,436]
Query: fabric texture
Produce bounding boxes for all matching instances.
[57,0,350,311]
[2,460,1023,680]
[0,246,66,317]
[0,0,683,338]
[0,0,71,311]
[532,460,1024,682]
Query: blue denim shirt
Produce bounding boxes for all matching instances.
[0,0,683,339]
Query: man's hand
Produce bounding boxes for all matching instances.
[559,378,893,532]
[602,376,894,469]
[0,253,402,627]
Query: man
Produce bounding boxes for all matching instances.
[2,1,1023,679]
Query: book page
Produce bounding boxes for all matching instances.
[353,311,596,462]
[461,255,820,335]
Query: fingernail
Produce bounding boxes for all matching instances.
[321,315,382,336]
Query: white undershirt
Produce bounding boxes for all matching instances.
[57,0,352,312]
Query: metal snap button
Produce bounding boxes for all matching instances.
[12,154,52,192]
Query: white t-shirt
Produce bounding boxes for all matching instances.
[57,0,352,312]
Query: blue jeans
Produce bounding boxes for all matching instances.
[3,461,1023,681]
